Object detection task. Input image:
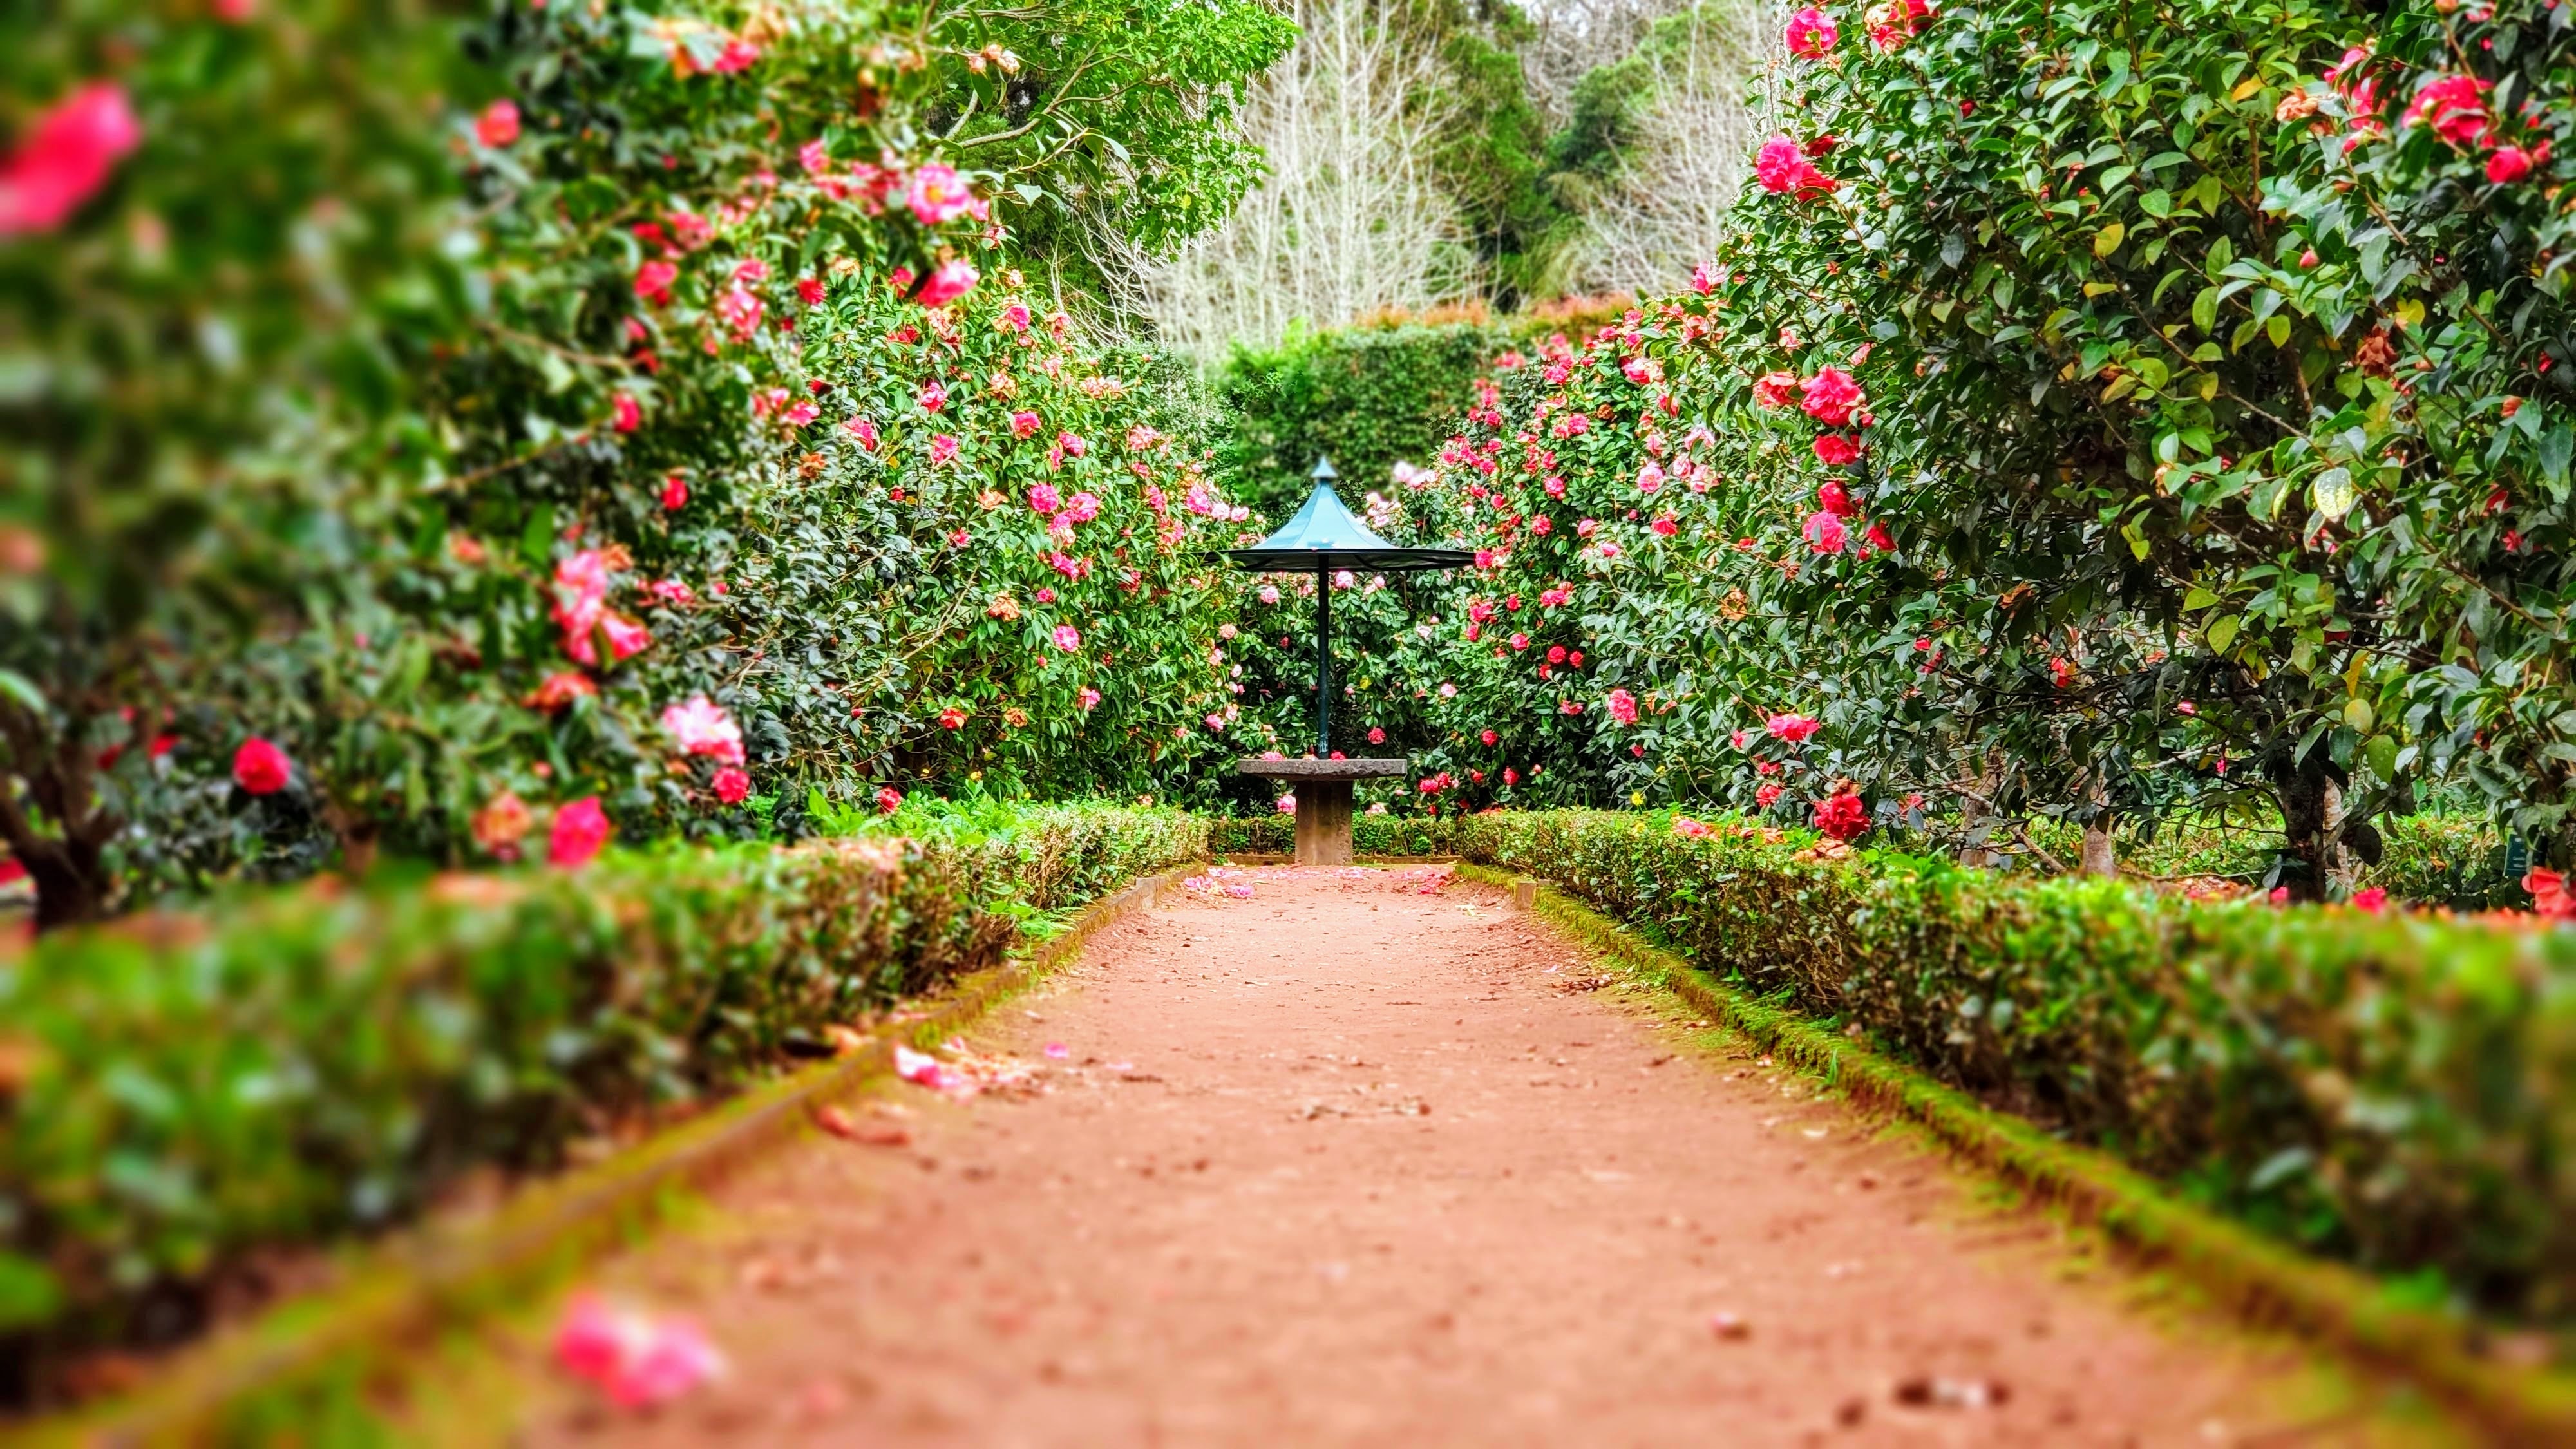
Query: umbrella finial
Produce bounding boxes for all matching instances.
[1311,455,1338,483]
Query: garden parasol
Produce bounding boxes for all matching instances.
[1221,457,1473,757]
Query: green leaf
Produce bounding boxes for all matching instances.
[2344,696,2376,733]
[0,668,45,717]
[2310,466,2356,520]
[2206,614,2241,654]
[2191,285,2219,334]
[2183,587,2220,611]
[2094,222,2126,257]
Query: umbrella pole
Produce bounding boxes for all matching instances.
[1314,562,1331,757]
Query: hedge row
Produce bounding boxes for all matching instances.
[0,804,1204,1400]
[1447,810,2576,1323]
[1205,814,1469,857]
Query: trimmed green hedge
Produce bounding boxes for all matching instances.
[1450,810,2576,1324]
[0,804,1202,1394]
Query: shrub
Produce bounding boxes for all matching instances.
[0,804,1202,1391]
[1455,808,2576,1320]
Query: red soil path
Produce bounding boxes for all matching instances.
[508,866,2450,1447]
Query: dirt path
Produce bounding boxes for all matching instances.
[495,866,2454,1447]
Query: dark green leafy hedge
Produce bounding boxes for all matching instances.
[0,804,1202,1395]
[1452,809,2576,1323]
[1205,813,1469,857]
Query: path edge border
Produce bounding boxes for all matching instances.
[1458,862,2576,1444]
[31,865,1195,1448]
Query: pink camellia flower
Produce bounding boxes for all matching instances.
[553,550,611,661]
[659,474,688,511]
[1510,632,1531,650]
[929,433,960,466]
[1814,433,1862,465]
[553,1294,726,1410]
[1607,688,1640,724]
[906,162,978,225]
[0,83,143,237]
[232,737,292,795]
[916,258,980,307]
[549,797,611,870]
[1063,492,1103,524]
[917,379,947,412]
[937,705,969,730]
[1079,687,1103,710]
[1638,462,1665,492]
[1752,370,1799,408]
[1028,482,1062,515]
[877,786,904,814]
[1864,520,1894,551]
[1057,431,1088,458]
[709,36,760,72]
[1755,782,1786,809]
[1692,260,1719,294]
[601,614,652,662]
[996,301,1032,333]
[796,276,826,305]
[1012,410,1043,439]
[777,399,818,428]
[611,393,641,433]
[661,694,746,766]
[645,578,695,607]
[1799,366,1864,425]
[1650,515,1678,536]
[2351,886,2387,912]
[1276,794,1296,815]
[1868,0,1933,50]
[1785,6,1839,57]
[2400,73,2494,147]
[1814,790,1869,840]
[1559,699,1584,715]
[2488,144,2538,184]
[1803,509,1849,554]
[477,100,521,148]
[1766,712,1822,743]
[1755,135,1837,199]
[1817,480,1857,517]
[844,417,880,450]
[1052,623,1081,652]
[634,260,677,305]
[710,766,751,804]
[526,670,597,712]
[893,1044,949,1090]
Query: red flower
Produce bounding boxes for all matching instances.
[2488,144,2537,184]
[661,474,689,511]
[1817,480,1857,517]
[1368,727,1387,744]
[1766,712,1821,742]
[525,670,598,711]
[1606,688,1639,724]
[878,786,904,814]
[796,276,827,305]
[2349,886,2387,913]
[2526,867,2576,918]
[938,706,969,729]
[612,393,641,433]
[1799,366,1864,426]
[476,100,520,148]
[635,261,677,305]
[1802,510,1848,554]
[1784,6,1839,57]
[1755,136,1837,200]
[1812,433,1861,465]
[232,736,292,795]
[1753,370,1799,408]
[0,83,143,237]
[2401,74,2494,147]
[1864,520,1893,551]
[549,797,610,870]
[711,766,751,804]
[1755,782,1785,809]
[1813,790,1869,840]
[915,259,980,308]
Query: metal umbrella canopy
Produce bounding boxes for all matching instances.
[1220,459,1473,757]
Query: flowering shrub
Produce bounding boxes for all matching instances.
[0,801,1203,1384]
[1456,808,2576,1320]
[1,0,1290,923]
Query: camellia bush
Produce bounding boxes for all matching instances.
[2,0,1293,924]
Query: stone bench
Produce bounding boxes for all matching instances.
[1237,757,1409,866]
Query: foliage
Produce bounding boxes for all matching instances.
[1218,316,1518,514]
[0,802,1202,1392]
[1455,807,2576,1321]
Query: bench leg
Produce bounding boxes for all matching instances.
[1293,780,1355,867]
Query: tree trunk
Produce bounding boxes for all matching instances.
[2079,822,2118,878]
[1958,751,2005,869]
[19,835,111,931]
[2269,746,2346,902]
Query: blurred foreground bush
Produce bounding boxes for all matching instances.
[0,802,1202,1401]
